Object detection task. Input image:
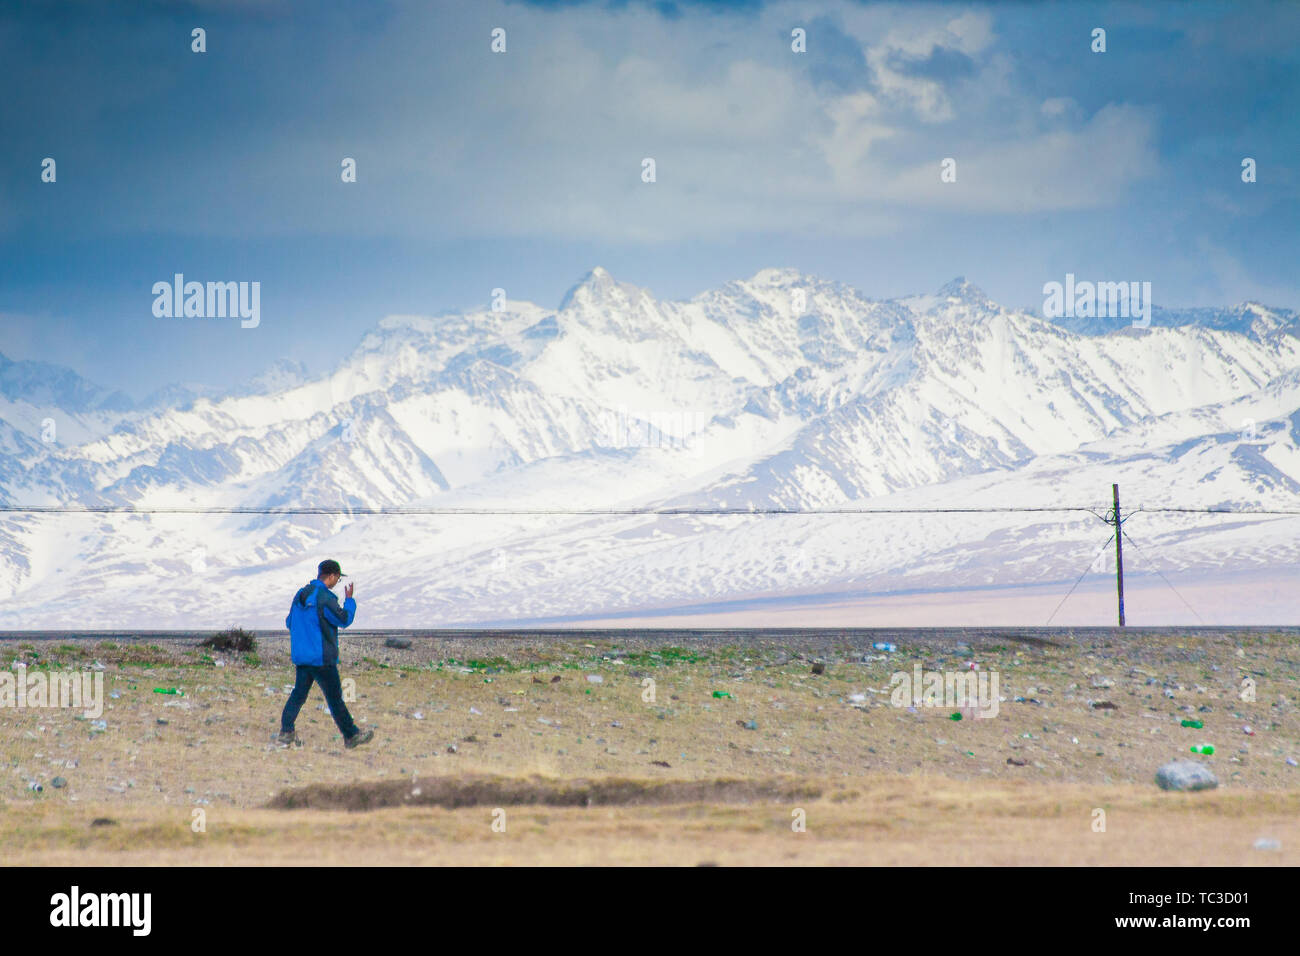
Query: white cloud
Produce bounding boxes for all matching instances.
[888,103,1160,212]
[50,0,1162,241]
[1040,97,1076,118]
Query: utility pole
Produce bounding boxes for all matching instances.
[1112,483,1125,626]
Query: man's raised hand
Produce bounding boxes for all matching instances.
[345,582,355,599]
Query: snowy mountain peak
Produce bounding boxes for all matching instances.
[898,277,999,318]
[748,267,808,287]
[936,276,993,306]
[559,266,645,312]
[0,350,135,414]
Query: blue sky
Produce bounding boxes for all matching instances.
[2,0,1297,398]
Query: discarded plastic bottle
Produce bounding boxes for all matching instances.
[1190,744,1215,755]
[872,642,896,653]
[153,688,183,696]
[712,691,731,699]
[949,712,963,721]
[1180,719,1203,729]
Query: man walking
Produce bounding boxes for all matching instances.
[277,559,374,749]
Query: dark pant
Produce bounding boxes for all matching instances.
[281,664,359,738]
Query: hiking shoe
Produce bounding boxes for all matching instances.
[274,731,301,747]
[344,728,374,749]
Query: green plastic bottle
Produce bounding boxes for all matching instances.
[1181,719,1203,729]
[712,691,731,699]
[1190,744,1215,755]
[949,712,963,721]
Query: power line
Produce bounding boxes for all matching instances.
[1133,507,1300,516]
[1045,533,1114,626]
[1119,529,1205,624]
[0,504,1105,516]
[2,504,1299,517]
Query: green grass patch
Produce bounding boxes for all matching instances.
[614,646,705,668]
[437,656,524,673]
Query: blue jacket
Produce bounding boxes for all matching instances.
[285,579,356,666]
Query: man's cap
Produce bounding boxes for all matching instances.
[317,559,347,578]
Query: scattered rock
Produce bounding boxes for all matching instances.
[1155,760,1219,792]
[90,818,117,827]
[651,760,671,768]
[1091,701,1117,710]
[384,638,412,649]
[1253,838,1281,851]
[1006,758,1027,766]
[810,662,825,675]
[550,675,561,683]
[51,776,68,788]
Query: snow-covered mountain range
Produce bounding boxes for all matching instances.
[3,268,1298,627]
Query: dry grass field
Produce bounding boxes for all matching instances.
[2,629,1297,865]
